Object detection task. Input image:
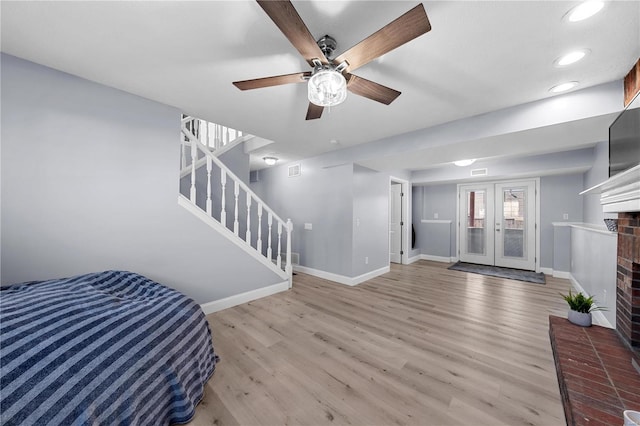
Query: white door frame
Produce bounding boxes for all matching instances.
[389,176,410,265]
[456,177,540,272]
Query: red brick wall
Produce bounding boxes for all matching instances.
[617,212,640,348]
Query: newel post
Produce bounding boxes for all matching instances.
[286,218,293,287]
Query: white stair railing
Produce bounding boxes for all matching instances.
[181,115,245,152]
[179,124,293,285]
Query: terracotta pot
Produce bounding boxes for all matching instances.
[568,309,592,327]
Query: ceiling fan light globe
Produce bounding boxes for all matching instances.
[308,70,347,107]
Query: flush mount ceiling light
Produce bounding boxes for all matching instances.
[307,60,348,107]
[453,159,476,167]
[554,49,590,67]
[549,81,579,93]
[564,1,604,22]
[263,157,278,166]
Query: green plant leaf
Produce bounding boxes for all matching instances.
[559,290,607,313]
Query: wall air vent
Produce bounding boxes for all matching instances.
[470,168,488,177]
[281,252,300,265]
[288,164,301,177]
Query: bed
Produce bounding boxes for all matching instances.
[0,270,218,426]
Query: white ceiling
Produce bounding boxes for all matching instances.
[2,1,639,171]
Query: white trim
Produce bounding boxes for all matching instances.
[390,176,410,265]
[535,177,541,273]
[568,222,616,236]
[456,178,541,272]
[580,164,640,213]
[178,195,289,281]
[569,274,614,329]
[293,265,390,286]
[540,267,553,276]
[200,280,289,314]
[407,255,422,264]
[551,221,575,227]
[420,254,456,263]
[540,267,571,279]
[421,219,452,224]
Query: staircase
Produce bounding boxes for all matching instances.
[178,115,293,286]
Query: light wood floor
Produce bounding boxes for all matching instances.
[190,260,572,426]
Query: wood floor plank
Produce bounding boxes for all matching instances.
[190,261,569,425]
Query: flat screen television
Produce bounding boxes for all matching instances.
[609,91,640,177]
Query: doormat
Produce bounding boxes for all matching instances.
[448,262,546,284]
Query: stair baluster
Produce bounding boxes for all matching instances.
[267,213,273,261]
[257,204,263,255]
[206,156,212,215]
[233,181,239,236]
[179,117,292,284]
[220,170,227,227]
[277,222,282,269]
[190,136,197,202]
[246,193,251,244]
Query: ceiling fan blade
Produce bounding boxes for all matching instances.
[257,1,329,66]
[233,72,311,90]
[305,102,324,120]
[347,74,401,105]
[334,4,431,73]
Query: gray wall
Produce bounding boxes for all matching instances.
[1,54,283,302]
[539,173,584,268]
[251,158,354,276]
[352,165,389,276]
[410,174,583,269]
[251,157,403,278]
[582,141,610,225]
[552,225,571,273]
[413,184,457,259]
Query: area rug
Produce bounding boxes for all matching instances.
[448,262,546,284]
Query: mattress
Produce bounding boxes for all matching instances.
[0,270,218,425]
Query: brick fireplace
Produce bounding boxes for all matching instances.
[549,60,640,425]
[616,212,640,349]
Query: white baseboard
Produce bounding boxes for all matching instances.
[534,267,571,279]
[568,274,614,329]
[420,254,456,263]
[406,255,421,265]
[200,280,289,314]
[293,265,389,286]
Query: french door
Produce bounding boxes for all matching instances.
[458,180,537,271]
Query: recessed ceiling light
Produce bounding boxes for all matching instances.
[453,159,476,167]
[565,1,604,22]
[263,156,278,166]
[549,81,579,93]
[554,49,590,67]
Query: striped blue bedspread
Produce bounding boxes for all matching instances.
[1,270,218,425]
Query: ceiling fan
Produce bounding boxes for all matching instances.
[232,1,432,120]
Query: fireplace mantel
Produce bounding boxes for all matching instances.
[580,164,640,213]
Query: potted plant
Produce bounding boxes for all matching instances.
[560,290,606,327]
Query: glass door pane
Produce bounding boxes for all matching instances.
[501,188,526,259]
[466,190,486,255]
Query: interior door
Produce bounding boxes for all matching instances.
[389,183,402,263]
[459,184,495,265]
[495,181,536,270]
[458,180,536,271]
